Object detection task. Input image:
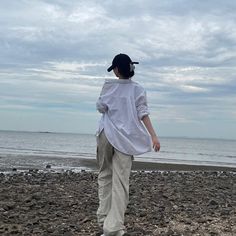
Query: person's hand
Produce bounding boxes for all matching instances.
[152,136,160,152]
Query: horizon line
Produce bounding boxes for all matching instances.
[0,129,235,141]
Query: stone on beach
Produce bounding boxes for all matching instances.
[0,170,235,235]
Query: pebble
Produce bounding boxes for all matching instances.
[0,170,235,235]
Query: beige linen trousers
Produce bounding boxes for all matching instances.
[96,130,133,236]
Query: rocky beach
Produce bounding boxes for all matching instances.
[0,166,235,236]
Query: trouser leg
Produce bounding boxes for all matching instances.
[103,149,133,234]
[96,131,114,227]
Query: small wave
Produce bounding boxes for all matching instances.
[154,150,233,159]
[0,146,94,156]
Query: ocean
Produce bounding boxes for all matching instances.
[0,130,236,172]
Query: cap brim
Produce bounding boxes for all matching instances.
[107,65,115,72]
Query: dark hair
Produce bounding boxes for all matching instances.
[117,63,134,78]
[107,53,138,79]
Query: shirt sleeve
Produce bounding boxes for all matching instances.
[96,84,108,113]
[136,90,150,120]
[96,98,108,113]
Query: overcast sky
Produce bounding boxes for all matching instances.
[0,0,236,139]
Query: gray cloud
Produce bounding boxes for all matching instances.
[0,0,236,138]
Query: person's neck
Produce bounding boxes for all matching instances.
[118,76,129,80]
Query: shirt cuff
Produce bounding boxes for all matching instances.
[137,105,150,119]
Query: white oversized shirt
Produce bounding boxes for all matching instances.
[96,79,152,155]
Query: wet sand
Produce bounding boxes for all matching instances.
[0,161,235,235]
[79,158,236,172]
[1,154,236,173]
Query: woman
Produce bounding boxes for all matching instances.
[96,53,160,236]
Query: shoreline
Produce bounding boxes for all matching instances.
[1,156,236,173]
[78,158,236,172]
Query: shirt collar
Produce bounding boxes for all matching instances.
[105,79,132,84]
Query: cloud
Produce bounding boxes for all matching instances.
[0,62,104,115]
[179,85,209,93]
[0,0,236,138]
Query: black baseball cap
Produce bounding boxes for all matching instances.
[107,53,139,72]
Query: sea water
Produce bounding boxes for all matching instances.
[0,130,235,171]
